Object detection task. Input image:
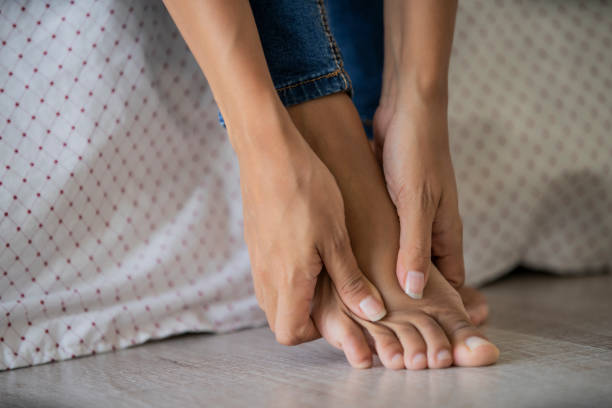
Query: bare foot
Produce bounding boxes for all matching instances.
[288,93,499,369]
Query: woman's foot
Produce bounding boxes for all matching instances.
[288,93,499,369]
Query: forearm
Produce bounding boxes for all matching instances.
[381,0,458,108]
[163,0,288,151]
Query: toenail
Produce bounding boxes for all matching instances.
[353,359,372,369]
[465,336,492,351]
[405,271,425,299]
[412,353,426,367]
[359,296,387,322]
[437,349,451,362]
[391,353,403,366]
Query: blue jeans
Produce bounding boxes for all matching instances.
[219,0,383,137]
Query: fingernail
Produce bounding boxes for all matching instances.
[465,336,492,351]
[359,296,387,322]
[405,271,425,299]
[412,353,427,367]
[437,349,452,362]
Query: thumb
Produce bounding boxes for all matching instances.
[319,232,387,322]
[432,211,466,288]
[397,203,434,299]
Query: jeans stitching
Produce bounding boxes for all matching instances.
[315,0,352,92]
[276,69,342,92]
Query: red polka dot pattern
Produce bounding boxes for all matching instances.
[0,2,264,370]
[450,1,612,285]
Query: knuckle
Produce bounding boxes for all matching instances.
[449,317,474,336]
[404,243,431,266]
[326,227,351,254]
[338,273,366,298]
[397,182,439,213]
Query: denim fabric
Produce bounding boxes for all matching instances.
[218,0,383,135]
[325,0,383,129]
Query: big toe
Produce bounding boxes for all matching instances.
[455,335,499,366]
[442,314,499,367]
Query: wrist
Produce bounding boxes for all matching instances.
[227,98,307,166]
[388,72,448,109]
[380,64,448,111]
[399,77,448,108]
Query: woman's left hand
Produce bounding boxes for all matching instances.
[373,99,465,299]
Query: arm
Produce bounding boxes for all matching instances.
[163,0,280,137]
[164,0,388,344]
[374,0,465,298]
[380,0,457,109]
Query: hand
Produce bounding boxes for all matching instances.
[235,114,387,345]
[373,100,465,299]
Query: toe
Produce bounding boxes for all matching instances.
[315,310,373,369]
[458,287,490,325]
[365,324,405,370]
[341,325,374,369]
[467,303,489,326]
[389,323,428,370]
[410,315,453,368]
[438,312,499,367]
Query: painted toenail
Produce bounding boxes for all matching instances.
[391,354,403,366]
[412,353,427,367]
[405,271,425,299]
[437,349,451,362]
[359,296,387,322]
[465,336,492,351]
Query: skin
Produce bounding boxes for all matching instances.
[289,93,499,369]
[163,0,387,345]
[377,0,466,300]
[164,0,488,349]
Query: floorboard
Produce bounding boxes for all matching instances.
[2,269,611,408]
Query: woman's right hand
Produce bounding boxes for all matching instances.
[234,112,387,345]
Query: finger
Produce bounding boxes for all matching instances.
[396,197,435,299]
[319,231,387,322]
[432,214,466,288]
[273,271,320,346]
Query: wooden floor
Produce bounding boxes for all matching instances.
[2,269,612,408]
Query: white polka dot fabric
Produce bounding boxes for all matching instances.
[0,1,264,371]
[0,1,610,370]
[449,0,612,285]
